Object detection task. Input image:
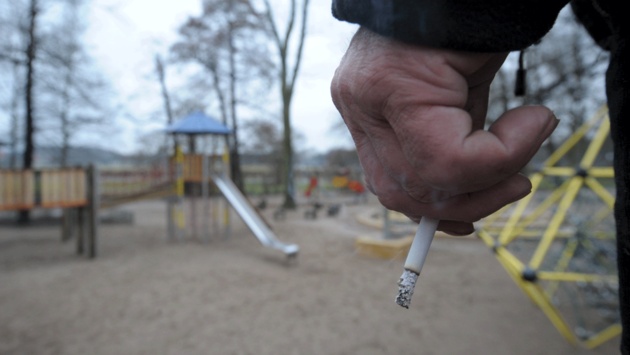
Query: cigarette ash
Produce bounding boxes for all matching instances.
[395,269,419,309]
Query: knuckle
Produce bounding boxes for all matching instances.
[401,179,439,203]
[370,180,406,212]
[330,80,352,112]
[371,184,399,210]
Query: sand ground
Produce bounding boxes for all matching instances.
[0,195,621,355]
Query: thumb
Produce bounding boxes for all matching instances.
[487,105,558,164]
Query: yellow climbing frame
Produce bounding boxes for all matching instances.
[477,105,620,349]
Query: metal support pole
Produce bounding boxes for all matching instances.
[383,207,392,239]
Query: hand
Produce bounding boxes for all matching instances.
[330,28,558,235]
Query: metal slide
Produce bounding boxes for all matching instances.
[211,174,299,258]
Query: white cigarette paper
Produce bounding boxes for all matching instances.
[395,216,439,308]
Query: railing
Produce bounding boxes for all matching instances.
[99,167,171,198]
[98,165,174,209]
[0,166,98,258]
[0,167,87,211]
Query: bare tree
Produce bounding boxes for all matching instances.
[488,6,609,165]
[240,118,282,155]
[155,54,176,152]
[240,118,284,184]
[171,0,275,192]
[0,3,26,168]
[23,0,38,173]
[3,58,23,169]
[0,0,112,223]
[10,0,40,222]
[34,0,110,167]
[0,2,25,65]
[262,0,310,209]
[0,0,112,170]
[326,148,360,170]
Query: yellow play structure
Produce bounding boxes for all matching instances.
[477,105,619,349]
[354,105,619,348]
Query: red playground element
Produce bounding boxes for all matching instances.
[347,180,365,194]
[304,176,319,197]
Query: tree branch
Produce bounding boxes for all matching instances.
[287,0,309,92]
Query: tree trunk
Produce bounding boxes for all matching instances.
[281,88,296,209]
[155,55,176,153]
[9,60,20,169]
[263,0,310,210]
[227,20,244,192]
[19,0,38,223]
[60,64,72,167]
[23,0,37,170]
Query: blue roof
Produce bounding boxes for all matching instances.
[166,111,231,135]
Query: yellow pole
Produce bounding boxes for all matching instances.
[584,324,622,349]
[175,144,186,232]
[529,178,583,269]
[541,167,576,176]
[542,108,604,167]
[497,173,543,245]
[543,238,578,299]
[501,181,569,245]
[522,281,579,345]
[584,177,615,209]
[580,117,610,168]
[537,271,618,283]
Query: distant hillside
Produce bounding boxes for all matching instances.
[0,145,129,168]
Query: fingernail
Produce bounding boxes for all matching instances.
[545,112,560,135]
[513,174,532,200]
[515,187,532,200]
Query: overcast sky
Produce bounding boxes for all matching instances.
[84,0,358,154]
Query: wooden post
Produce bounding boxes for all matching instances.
[202,152,209,242]
[166,150,176,241]
[61,207,78,242]
[167,198,175,241]
[174,144,185,240]
[87,165,99,258]
[61,208,71,242]
[76,207,85,255]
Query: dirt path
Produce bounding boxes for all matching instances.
[0,197,621,354]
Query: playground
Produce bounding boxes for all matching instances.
[0,194,620,354]
[0,107,621,354]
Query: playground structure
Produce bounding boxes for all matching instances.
[164,111,299,259]
[0,152,298,259]
[477,105,618,349]
[0,112,298,260]
[0,166,99,258]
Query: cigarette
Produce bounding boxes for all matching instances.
[395,216,439,309]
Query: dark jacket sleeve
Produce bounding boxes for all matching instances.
[570,0,613,51]
[332,0,569,52]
